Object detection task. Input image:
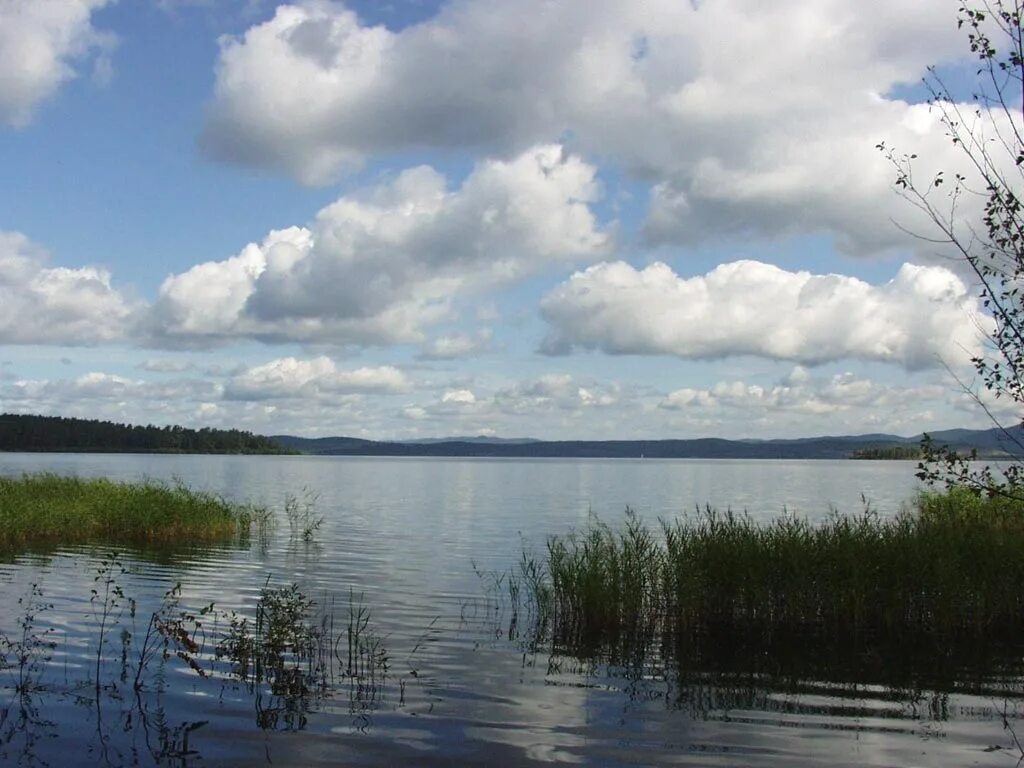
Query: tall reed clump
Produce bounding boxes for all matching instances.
[519,490,1024,656]
[545,512,663,649]
[0,473,262,551]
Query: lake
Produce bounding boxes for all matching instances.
[0,453,1019,767]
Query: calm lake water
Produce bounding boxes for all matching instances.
[0,453,1020,767]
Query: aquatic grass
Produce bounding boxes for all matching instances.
[0,473,261,551]
[516,489,1024,661]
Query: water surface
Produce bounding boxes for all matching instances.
[0,453,1019,767]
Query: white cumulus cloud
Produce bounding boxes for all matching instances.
[2,372,222,415]
[0,231,135,345]
[224,356,411,400]
[0,0,115,127]
[419,329,493,360]
[148,145,607,346]
[493,374,619,415]
[541,259,988,370]
[441,388,476,405]
[660,368,946,417]
[200,0,972,253]
[653,367,954,436]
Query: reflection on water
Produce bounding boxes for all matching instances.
[0,453,1020,766]
[3,548,1024,767]
[0,559,434,767]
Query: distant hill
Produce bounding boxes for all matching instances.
[270,436,380,454]
[401,436,540,445]
[0,413,295,454]
[921,427,1024,453]
[272,436,544,454]
[272,426,1024,460]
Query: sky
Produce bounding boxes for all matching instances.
[0,0,1013,440]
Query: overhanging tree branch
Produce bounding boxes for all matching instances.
[883,0,1024,497]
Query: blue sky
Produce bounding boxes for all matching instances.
[0,0,1010,439]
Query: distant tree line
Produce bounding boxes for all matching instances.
[850,445,922,461]
[0,414,294,454]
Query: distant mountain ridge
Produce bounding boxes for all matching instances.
[400,436,540,445]
[271,426,1024,460]
[2,411,1015,460]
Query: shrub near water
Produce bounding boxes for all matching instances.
[0,473,259,551]
[523,489,1024,653]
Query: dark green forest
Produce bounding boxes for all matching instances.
[0,413,293,454]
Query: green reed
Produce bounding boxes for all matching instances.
[517,489,1024,653]
[0,473,262,551]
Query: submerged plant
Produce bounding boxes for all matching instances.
[218,580,322,723]
[1,584,56,700]
[0,584,57,767]
[215,581,409,732]
[342,589,389,685]
[284,489,324,543]
[90,553,131,697]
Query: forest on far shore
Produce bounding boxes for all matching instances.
[0,413,293,454]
